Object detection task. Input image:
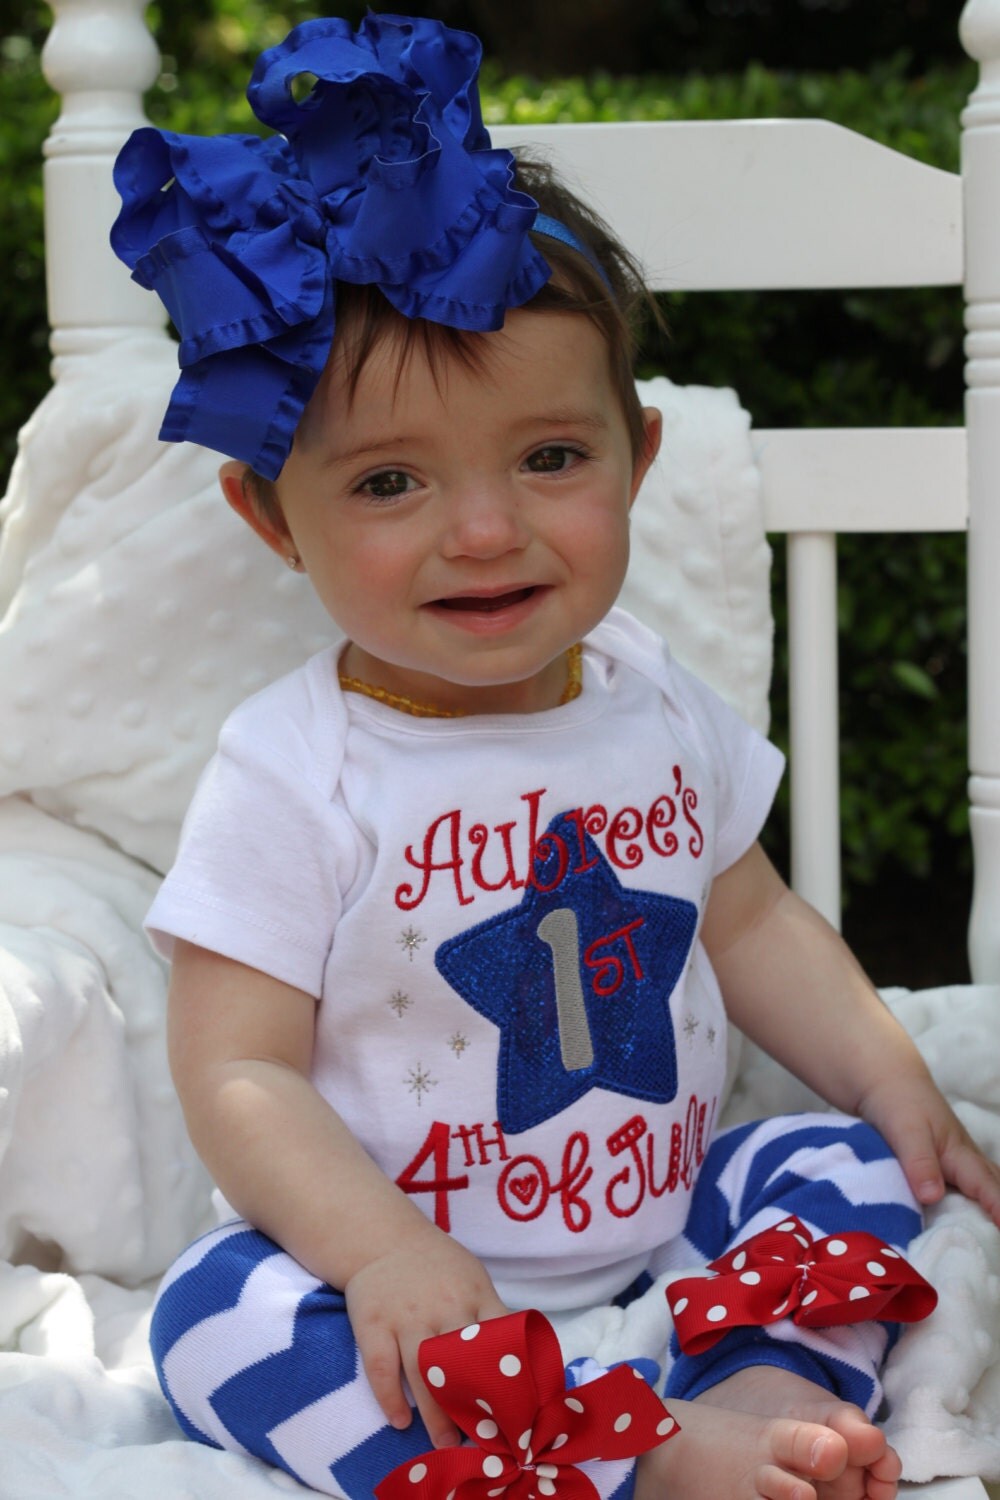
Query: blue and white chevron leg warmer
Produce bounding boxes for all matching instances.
[149,1112,920,1492]
[150,1220,639,1500]
[150,1219,437,1496]
[656,1112,924,1415]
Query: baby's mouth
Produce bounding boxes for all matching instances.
[436,587,535,613]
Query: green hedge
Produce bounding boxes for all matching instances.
[0,33,58,479]
[0,34,975,903]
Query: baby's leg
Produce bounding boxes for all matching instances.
[153,1222,643,1500]
[646,1113,924,1500]
[150,1219,434,1498]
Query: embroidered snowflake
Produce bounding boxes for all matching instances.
[706,1024,717,1048]
[388,990,412,1018]
[683,1013,700,1043]
[397,926,426,961]
[448,1032,470,1057]
[406,1063,437,1103]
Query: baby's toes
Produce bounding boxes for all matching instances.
[754,1461,818,1500]
[821,1405,888,1472]
[816,1468,879,1500]
[864,1447,902,1500]
[770,1419,849,1484]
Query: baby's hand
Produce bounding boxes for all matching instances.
[345,1228,508,1447]
[859,1072,1000,1229]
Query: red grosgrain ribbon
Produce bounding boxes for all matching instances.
[375,1309,679,1500]
[666,1214,938,1357]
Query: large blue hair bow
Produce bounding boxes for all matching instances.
[111,14,553,479]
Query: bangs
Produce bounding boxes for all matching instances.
[333,232,650,465]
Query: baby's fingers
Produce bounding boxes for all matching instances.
[941,1137,1000,1227]
[358,1326,414,1432]
[400,1334,461,1450]
[888,1114,946,1211]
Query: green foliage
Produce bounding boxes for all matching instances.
[481,54,970,166]
[143,0,336,132]
[0,40,974,901]
[0,25,57,481]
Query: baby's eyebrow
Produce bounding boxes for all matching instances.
[522,407,609,432]
[318,435,422,469]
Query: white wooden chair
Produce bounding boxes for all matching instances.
[2,1,997,1497]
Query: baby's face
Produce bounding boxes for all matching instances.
[272,307,660,714]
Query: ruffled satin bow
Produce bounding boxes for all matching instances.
[666,1215,937,1356]
[375,1310,679,1500]
[111,14,553,479]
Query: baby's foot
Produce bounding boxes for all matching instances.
[636,1392,849,1500]
[650,1368,899,1500]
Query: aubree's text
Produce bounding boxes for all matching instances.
[395,774,704,911]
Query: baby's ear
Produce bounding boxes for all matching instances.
[629,406,663,506]
[219,460,291,556]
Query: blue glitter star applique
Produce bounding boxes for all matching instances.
[435,811,698,1133]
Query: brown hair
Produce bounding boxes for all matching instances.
[245,154,662,529]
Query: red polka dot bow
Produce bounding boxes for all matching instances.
[666,1215,937,1356]
[375,1309,679,1500]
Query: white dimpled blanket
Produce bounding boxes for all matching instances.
[0,339,998,1495]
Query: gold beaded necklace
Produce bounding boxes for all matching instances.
[339,642,583,719]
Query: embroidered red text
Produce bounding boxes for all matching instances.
[395,1098,716,1233]
[395,775,703,911]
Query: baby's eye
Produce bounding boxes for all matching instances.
[359,469,415,501]
[524,445,584,474]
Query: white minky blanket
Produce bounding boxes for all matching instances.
[1,340,998,1494]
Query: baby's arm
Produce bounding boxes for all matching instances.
[167,939,507,1445]
[702,843,1000,1227]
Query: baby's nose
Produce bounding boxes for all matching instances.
[441,482,530,558]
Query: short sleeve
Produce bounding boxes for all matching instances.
[667,656,785,875]
[588,608,785,876]
[145,666,357,997]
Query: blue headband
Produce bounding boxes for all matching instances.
[110,13,612,481]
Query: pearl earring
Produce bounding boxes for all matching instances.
[286,554,301,570]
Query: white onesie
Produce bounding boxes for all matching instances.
[147,607,784,1311]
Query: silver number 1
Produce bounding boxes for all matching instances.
[536,907,595,1071]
